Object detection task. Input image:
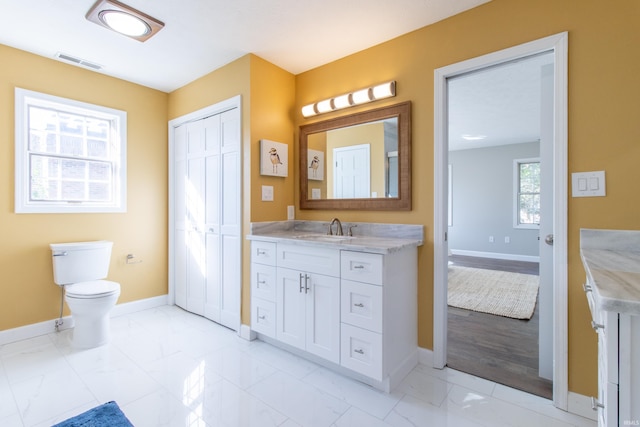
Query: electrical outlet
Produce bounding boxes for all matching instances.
[489,236,494,243]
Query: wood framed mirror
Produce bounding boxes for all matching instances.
[299,101,411,210]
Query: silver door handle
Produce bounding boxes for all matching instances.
[544,234,554,245]
[52,251,68,257]
[299,273,304,293]
[590,397,604,410]
[591,320,604,331]
[305,274,310,294]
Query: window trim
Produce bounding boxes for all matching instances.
[513,157,540,229]
[15,88,127,213]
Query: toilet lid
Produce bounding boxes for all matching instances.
[65,280,120,298]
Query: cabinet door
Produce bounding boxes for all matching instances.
[276,268,306,350]
[306,273,340,364]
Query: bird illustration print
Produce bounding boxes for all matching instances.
[269,147,282,173]
[309,155,320,178]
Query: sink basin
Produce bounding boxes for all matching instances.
[294,234,353,242]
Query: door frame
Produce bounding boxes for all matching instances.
[167,95,242,331]
[433,33,568,409]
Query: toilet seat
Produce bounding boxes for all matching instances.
[65,280,120,299]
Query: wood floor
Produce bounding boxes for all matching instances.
[447,255,553,399]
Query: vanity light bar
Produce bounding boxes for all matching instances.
[301,81,396,118]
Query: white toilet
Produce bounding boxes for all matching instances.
[50,240,121,349]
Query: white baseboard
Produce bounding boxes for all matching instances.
[450,249,540,263]
[0,295,168,346]
[418,346,434,367]
[239,324,256,341]
[567,391,598,421]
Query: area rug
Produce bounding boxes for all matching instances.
[448,265,539,320]
[52,401,133,427]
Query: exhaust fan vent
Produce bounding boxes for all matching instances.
[55,52,103,70]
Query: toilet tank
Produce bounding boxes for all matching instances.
[50,241,113,285]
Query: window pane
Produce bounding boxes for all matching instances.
[86,118,109,139]
[61,181,85,200]
[519,194,540,224]
[61,159,86,179]
[520,162,540,193]
[59,113,84,135]
[89,162,111,180]
[60,135,84,156]
[89,183,111,201]
[87,139,108,158]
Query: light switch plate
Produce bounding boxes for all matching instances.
[287,205,295,220]
[261,185,274,201]
[572,171,605,197]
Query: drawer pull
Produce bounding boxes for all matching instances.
[582,283,592,293]
[299,273,305,293]
[258,280,267,285]
[354,348,365,355]
[591,320,604,331]
[353,265,365,270]
[353,303,365,308]
[258,315,266,320]
[590,397,604,410]
[257,249,268,256]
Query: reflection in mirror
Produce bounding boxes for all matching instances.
[300,102,411,210]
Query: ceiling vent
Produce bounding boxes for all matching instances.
[55,52,103,70]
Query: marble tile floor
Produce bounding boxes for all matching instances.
[0,305,596,427]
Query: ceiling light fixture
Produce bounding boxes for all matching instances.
[461,134,487,141]
[302,81,396,118]
[86,0,164,42]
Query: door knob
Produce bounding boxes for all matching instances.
[544,234,554,245]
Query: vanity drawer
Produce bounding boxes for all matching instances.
[251,263,277,302]
[340,323,382,380]
[341,251,383,285]
[252,241,277,266]
[252,298,276,338]
[341,279,383,333]
[278,244,340,277]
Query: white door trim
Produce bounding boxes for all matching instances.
[167,95,242,330]
[433,32,568,409]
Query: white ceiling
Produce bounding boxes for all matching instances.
[0,0,490,93]
[1,0,548,150]
[448,52,554,151]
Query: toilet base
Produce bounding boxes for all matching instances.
[71,314,111,349]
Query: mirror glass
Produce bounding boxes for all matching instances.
[300,101,411,210]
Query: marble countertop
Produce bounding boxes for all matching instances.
[247,220,423,254]
[580,228,640,315]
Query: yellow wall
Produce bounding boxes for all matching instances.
[294,0,640,396]
[168,54,295,326]
[0,44,168,329]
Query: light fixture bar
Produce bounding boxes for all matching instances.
[301,81,396,118]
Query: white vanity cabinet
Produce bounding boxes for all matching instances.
[250,241,277,338]
[249,233,420,392]
[340,250,417,388]
[580,228,640,427]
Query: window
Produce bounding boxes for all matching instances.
[514,158,540,228]
[15,88,126,213]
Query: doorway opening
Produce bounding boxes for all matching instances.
[433,33,568,409]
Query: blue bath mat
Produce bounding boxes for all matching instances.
[52,401,133,427]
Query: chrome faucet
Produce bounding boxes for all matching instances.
[327,218,343,236]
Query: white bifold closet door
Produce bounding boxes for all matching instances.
[173,107,240,331]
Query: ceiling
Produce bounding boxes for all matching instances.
[0,0,490,93]
[448,52,554,151]
[1,0,548,151]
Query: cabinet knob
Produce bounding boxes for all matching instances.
[257,249,267,256]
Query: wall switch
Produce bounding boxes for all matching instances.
[572,171,605,197]
[261,185,274,201]
[489,236,494,243]
[287,205,295,220]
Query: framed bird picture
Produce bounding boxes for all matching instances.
[260,139,288,177]
[307,149,324,181]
